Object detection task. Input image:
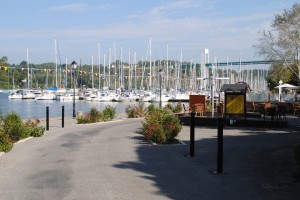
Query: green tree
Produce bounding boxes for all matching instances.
[255,3,300,87]
[267,63,291,90]
[0,56,8,66]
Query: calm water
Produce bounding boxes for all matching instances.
[0,93,168,119]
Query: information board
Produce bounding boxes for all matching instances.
[225,93,245,115]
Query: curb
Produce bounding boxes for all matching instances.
[0,137,34,158]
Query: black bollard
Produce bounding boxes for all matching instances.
[217,117,224,174]
[46,106,49,131]
[190,111,196,157]
[62,106,65,128]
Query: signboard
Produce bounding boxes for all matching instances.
[225,93,245,115]
[189,95,206,112]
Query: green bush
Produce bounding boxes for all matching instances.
[142,108,182,144]
[102,105,116,121]
[77,115,91,124]
[0,132,13,152]
[164,102,182,113]
[0,113,45,152]
[90,107,101,123]
[77,107,101,124]
[76,106,116,124]
[164,103,173,111]
[23,119,45,137]
[173,102,183,113]
[3,112,27,142]
[147,104,157,113]
[125,104,146,118]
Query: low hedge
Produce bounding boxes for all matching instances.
[142,107,182,144]
[77,106,116,124]
[0,112,45,153]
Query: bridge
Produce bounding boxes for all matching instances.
[204,60,288,67]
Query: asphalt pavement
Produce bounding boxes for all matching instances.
[0,115,299,200]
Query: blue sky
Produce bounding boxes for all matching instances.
[0,0,297,65]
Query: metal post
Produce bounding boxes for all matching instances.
[158,69,162,108]
[217,117,224,174]
[159,73,162,108]
[73,80,76,118]
[46,106,49,131]
[71,60,77,118]
[62,106,64,128]
[190,111,195,157]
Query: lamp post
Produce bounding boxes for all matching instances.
[278,79,283,102]
[158,69,163,108]
[71,60,77,118]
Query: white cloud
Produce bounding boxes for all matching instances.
[2,0,289,64]
[150,0,204,14]
[48,3,112,13]
[49,3,89,12]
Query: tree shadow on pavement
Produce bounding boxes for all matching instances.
[114,125,300,200]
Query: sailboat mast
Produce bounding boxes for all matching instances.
[54,39,58,88]
[128,50,131,90]
[92,56,94,89]
[166,43,169,89]
[141,57,144,90]
[108,48,111,89]
[113,43,116,91]
[239,54,242,81]
[103,54,106,89]
[65,58,68,88]
[134,52,137,90]
[120,47,123,89]
[98,42,101,90]
[149,37,152,90]
[27,48,30,89]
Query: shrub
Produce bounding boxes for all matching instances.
[77,107,100,124]
[125,104,146,118]
[0,132,13,152]
[77,115,90,124]
[102,105,116,121]
[23,119,45,137]
[3,112,27,142]
[164,103,173,111]
[0,113,45,152]
[76,106,116,124]
[142,108,182,144]
[173,102,182,113]
[147,104,157,113]
[164,102,182,114]
[90,107,101,123]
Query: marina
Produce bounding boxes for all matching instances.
[0,92,174,120]
[1,89,298,120]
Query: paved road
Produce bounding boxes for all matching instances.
[0,117,300,200]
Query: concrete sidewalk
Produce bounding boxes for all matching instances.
[0,115,299,200]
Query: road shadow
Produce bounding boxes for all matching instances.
[114,125,300,200]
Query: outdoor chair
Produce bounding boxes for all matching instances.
[277,105,287,121]
[182,104,191,116]
[194,103,204,116]
[293,103,300,116]
[258,104,267,120]
[266,106,278,121]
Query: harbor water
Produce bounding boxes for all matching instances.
[0,93,166,120]
[1,92,296,120]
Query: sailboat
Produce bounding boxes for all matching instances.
[35,90,57,100]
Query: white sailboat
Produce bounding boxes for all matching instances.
[8,90,23,99]
[35,90,56,100]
